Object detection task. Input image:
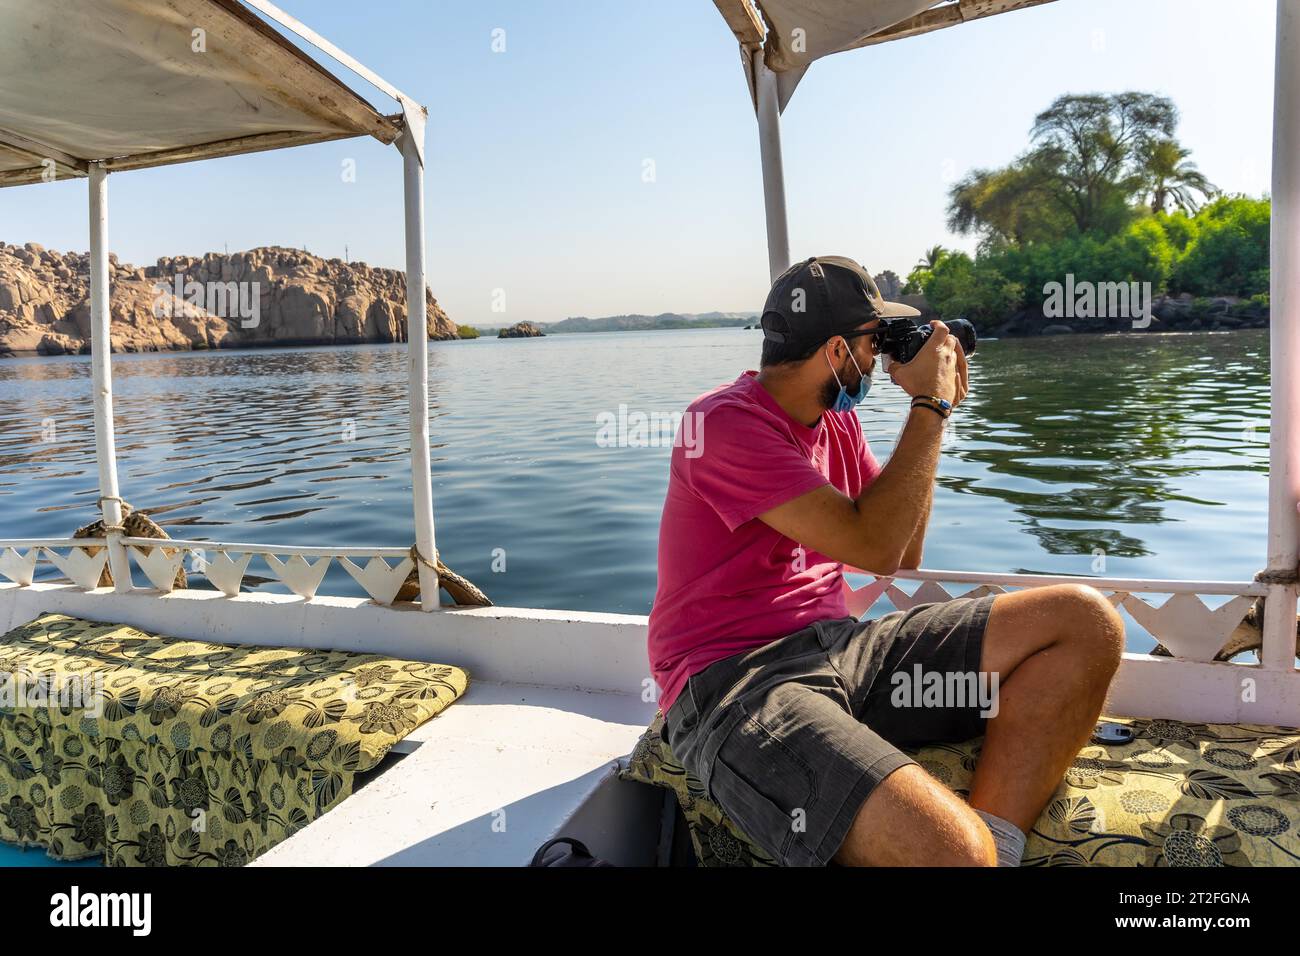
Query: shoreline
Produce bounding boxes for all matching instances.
[0,319,1271,359]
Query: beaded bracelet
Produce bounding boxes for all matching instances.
[911,395,953,418]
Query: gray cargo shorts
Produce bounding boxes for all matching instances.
[662,595,996,866]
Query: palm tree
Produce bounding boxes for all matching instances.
[1144,139,1216,214]
[916,245,948,269]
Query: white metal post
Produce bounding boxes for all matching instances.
[754,51,791,282]
[88,162,131,592]
[1264,0,1300,671]
[399,115,439,611]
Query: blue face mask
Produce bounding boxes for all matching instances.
[826,342,871,412]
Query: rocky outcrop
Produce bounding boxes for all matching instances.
[498,321,545,338]
[0,243,458,356]
[1147,294,1270,333]
[987,293,1270,338]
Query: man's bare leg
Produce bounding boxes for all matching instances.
[968,584,1124,831]
[833,764,999,866]
[833,584,1124,865]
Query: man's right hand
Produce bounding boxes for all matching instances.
[888,320,968,408]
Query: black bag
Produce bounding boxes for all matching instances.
[528,836,615,867]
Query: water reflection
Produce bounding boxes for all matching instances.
[0,329,1275,618]
[952,332,1270,564]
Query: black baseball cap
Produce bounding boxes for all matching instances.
[760,256,920,351]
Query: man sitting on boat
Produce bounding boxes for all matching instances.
[648,256,1124,867]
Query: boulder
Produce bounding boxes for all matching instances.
[36,332,76,355]
[498,321,545,338]
[335,293,371,340]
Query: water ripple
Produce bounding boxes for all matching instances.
[0,329,1273,616]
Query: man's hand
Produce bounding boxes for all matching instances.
[888,320,968,408]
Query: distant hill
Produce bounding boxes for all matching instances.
[544,311,759,334]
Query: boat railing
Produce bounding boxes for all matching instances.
[850,569,1268,662]
[0,537,416,606]
[0,535,1273,656]
[2,537,1297,722]
[840,567,1300,724]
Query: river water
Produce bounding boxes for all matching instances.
[0,328,1272,650]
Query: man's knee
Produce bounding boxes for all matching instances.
[932,813,998,867]
[1046,583,1125,667]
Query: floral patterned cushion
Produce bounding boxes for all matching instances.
[0,612,468,866]
[621,711,1300,866]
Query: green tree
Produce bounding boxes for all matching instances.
[921,251,1024,329]
[1170,196,1270,297]
[1029,92,1175,234]
[917,245,948,269]
[1143,139,1216,214]
[902,246,951,294]
[948,92,1178,242]
[947,162,1071,244]
[921,91,1265,320]
[1154,209,1199,253]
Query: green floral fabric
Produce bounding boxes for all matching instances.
[0,612,467,866]
[621,711,1300,866]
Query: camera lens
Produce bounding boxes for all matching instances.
[946,318,977,356]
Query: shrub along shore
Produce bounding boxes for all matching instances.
[907,197,1270,338]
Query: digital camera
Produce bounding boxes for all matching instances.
[874,317,977,365]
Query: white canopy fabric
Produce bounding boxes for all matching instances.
[715,0,1059,109]
[0,0,399,187]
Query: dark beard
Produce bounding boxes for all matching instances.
[818,375,842,410]
[819,360,865,410]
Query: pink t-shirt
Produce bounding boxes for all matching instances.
[648,370,882,715]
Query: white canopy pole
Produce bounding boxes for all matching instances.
[1263,0,1300,670]
[88,162,131,592]
[398,111,439,611]
[753,51,792,282]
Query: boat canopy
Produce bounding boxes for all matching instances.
[714,0,1058,109]
[0,0,442,609]
[0,0,401,187]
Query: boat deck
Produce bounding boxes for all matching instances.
[255,682,658,866]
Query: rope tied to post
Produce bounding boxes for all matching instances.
[1254,567,1300,586]
[72,501,186,589]
[95,495,129,533]
[409,544,437,571]
[401,544,493,608]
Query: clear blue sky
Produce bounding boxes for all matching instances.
[1,0,1277,326]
